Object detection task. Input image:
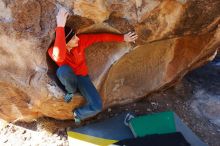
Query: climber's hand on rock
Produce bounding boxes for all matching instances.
[56,8,68,27]
[124,32,138,43]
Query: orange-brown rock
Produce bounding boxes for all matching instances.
[0,0,220,122]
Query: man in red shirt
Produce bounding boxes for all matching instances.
[48,8,138,123]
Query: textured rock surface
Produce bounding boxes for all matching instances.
[0,0,220,122]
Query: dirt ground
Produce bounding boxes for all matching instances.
[1,57,220,146]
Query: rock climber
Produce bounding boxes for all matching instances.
[48,8,138,123]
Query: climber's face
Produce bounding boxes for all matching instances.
[66,34,79,51]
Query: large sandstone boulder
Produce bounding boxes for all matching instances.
[0,0,220,122]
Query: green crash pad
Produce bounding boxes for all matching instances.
[128,111,208,146]
[129,111,176,137]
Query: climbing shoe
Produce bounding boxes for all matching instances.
[64,93,74,103]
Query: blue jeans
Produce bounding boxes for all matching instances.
[56,65,102,120]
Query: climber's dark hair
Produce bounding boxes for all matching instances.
[65,26,75,43]
[48,26,75,49]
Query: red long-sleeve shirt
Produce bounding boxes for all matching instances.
[48,27,124,76]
